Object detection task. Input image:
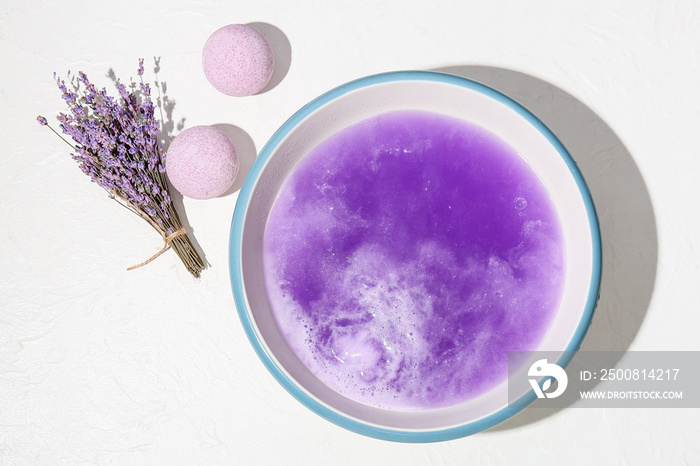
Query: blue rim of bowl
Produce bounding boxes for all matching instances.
[229,70,602,443]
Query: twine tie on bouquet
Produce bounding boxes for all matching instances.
[127,227,187,271]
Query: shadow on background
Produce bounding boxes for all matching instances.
[249,22,292,94]
[214,123,257,196]
[433,65,658,431]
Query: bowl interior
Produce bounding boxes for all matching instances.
[231,72,600,439]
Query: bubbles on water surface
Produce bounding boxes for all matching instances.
[514,196,528,210]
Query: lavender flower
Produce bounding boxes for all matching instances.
[38,60,204,277]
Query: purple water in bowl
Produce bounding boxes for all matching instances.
[263,110,565,410]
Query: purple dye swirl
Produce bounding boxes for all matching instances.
[263,110,565,410]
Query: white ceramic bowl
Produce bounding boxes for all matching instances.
[229,71,601,442]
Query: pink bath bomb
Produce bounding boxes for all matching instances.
[202,24,274,97]
[166,126,239,199]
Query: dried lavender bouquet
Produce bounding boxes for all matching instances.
[38,60,204,277]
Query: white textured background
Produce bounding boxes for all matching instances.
[1,0,699,464]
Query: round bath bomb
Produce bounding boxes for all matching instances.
[166,126,239,199]
[202,24,274,97]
